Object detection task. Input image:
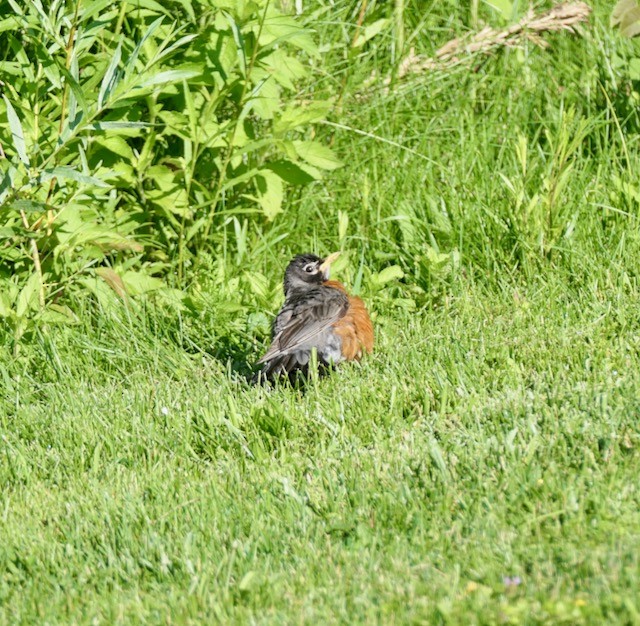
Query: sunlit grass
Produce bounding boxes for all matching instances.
[1,0,640,623]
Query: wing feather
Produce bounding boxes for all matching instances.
[258,288,348,364]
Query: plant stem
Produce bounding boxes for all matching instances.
[19,210,45,310]
[394,0,404,62]
[45,0,82,234]
[350,0,369,49]
[334,0,368,112]
[471,0,479,29]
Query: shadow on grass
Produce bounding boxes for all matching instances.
[175,304,337,390]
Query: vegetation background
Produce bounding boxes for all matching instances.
[1,0,640,623]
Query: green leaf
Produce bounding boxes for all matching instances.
[60,54,89,121]
[223,11,247,75]
[137,68,201,89]
[16,272,41,318]
[428,438,450,482]
[2,94,30,166]
[265,159,318,184]
[611,0,640,36]
[80,0,115,21]
[154,34,199,65]
[338,210,349,243]
[263,49,308,90]
[247,72,280,120]
[352,18,390,48]
[0,18,18,35]
[121,271,166,296]
[7,34,34,82]
[41,166,110,188]
[174,0,195,21]
[0,292,13,318]
[293,141,343,170]
[90,121,151,131]
[0,165,17,203]
[78,277,120,309]
[253,170,283,220]
[259,17,317,56]
[243,271,269,299]
[0,61,22,76]
[40,304,78,325]
[98,41,122,109]
[93,136,135,161]
[145,165,190,215]
[238,571,257,592]
[126,0,172,15]
[7,199,50,213]
[65,68,80,135]
[425,246,452,267]
[372,265,404,286]
[274,101,332,134]
[124,16,164,74]
[482,0,513,21]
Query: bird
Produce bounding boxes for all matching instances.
[255,252,373,382]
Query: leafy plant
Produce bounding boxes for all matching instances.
[0,0,339,345]
[498,108,591,262]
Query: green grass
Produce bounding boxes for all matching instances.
[2,275,640,624]
[2,1,640,623]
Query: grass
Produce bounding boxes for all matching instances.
[2,275,639,624]
[2,0,640,623]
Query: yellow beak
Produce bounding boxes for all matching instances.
[319,251,341,276]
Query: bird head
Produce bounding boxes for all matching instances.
[283,252,341,296]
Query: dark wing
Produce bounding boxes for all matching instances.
[258,288,348,364]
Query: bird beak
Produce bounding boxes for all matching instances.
[319,251,341,278]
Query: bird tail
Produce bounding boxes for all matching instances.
[252,353,301,384]
[252,352,337,386]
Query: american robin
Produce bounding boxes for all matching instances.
[256,252,374,381]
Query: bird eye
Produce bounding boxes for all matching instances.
[303,263,317,273]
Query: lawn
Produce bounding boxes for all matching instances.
[1,0,640,624]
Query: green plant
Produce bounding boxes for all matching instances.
[497,107,592,262]
[0,0,339,346]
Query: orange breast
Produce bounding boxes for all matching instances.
[324,280,374,360]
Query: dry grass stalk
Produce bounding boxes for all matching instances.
[398,2,592,77]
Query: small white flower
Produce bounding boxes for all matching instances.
[160,406,169,416]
